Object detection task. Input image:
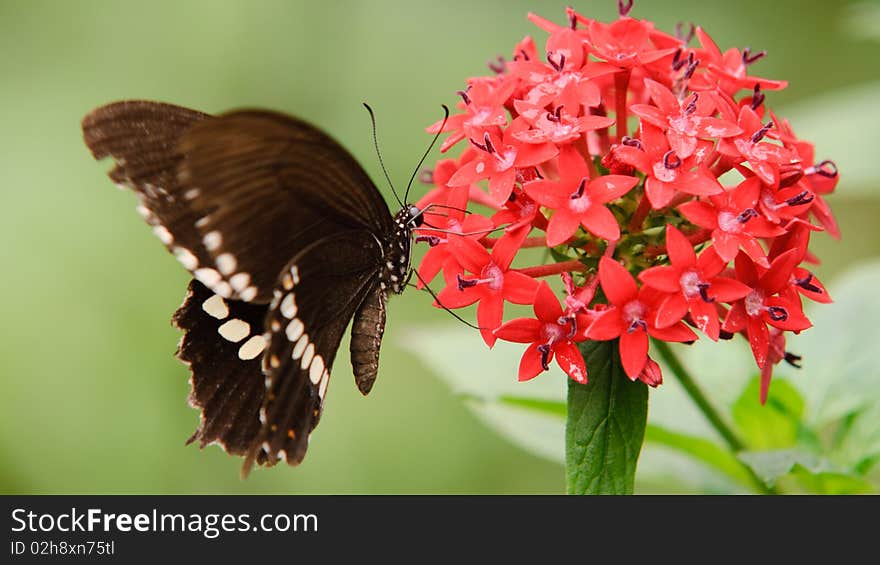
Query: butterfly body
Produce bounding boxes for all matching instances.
[82,100,418,473]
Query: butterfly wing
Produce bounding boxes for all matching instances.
[246,230,385,473]
[173,279,272,463]
[176,110,395,303]
[82,101,217,274]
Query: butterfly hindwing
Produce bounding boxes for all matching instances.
[173,279,271,463]
[245,230,385,471]
[176,110,396,303]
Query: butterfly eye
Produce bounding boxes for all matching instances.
[407,205,424,227]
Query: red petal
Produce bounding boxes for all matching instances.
[630,104,668,129]
[516,142,559,168]
[449,236,491,274]
[763,297,812,332]
[655,293,689,328]
[589,174,639,203]
[738,235,770,268]
[678,200,718,229]
[667,129,697,160]
[436,282,482,309]
[666,225,696,266]
[416,246,449,287]
[746,316,770,368]
[648,321,698,342]
[613,145,651,172]
[488,168,517,205]
[448,158,488,187]
[546,210,581,247]
[599,256,638,305]
[477,293,504,347]
[693,116,743,138]
[494,318,542,343]
[712,231,741,263]
[722,301,747,333]
[554,341,588,384]
[492,225,528,270]
[503,271,540,304]
[760,248,800,294]
[639,266,681,293]
[580,205,621,241]
[518,343,546,381]
[672,169,723,196]
[533,281,564,322]
[643,78,680,115]
[586,309,625,340]
[730,176,762,210]
[620,329,649,378]
[645,177,676,209]
[523,179,569,209]
[688,299,720,340]
[707,277,752,302]
[557,145,590,182]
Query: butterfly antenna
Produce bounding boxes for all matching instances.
[404,105,450,204]
[363,103,404,208]
[410,269,485,331]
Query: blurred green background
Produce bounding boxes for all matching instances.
[1,0,878,493]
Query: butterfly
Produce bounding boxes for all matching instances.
[81,100,439,475]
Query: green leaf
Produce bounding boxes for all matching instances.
[498,395,566,418]
[644,425,754,488]
[732,377,806,450]
[565,340,648,495]
[739,449,875,493]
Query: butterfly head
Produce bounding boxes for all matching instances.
[405,204,424,228]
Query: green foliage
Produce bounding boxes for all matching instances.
[565,341,647,494]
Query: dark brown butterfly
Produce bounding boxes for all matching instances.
[81,100,430,475]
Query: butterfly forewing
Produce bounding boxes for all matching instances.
[247,230,384,471]
[82,101,216,277]
[176,110,395,303]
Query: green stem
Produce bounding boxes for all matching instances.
[652,340,780,495]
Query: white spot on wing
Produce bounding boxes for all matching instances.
[280,293,297,318]
[230,272,251,291]
[300,343,315,370]
[203,231,222,251]
[195,267,221,287]
[173,247,198,270]
[184,188,201,200]
[218,318,250,342]
[201,295,228,319]
[292,334,309,360]
[239,286,257,302]
[290,265,300,284]
[318,370,330,399]
[285,318,304,342]
[152,225,173,244]
[238,335,267,360]
[309,355,324,384]
[216,253,237,275]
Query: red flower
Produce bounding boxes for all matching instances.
[614,121,722,208]
[586,17,676,68]
[639,226,751,339]
[717,106,796,186]
[679,176,785,266]
[690,27,788,95]
[525,146,638,244]
[437,231,538,347]
[427,79,516,153]
[630,79,742,159]
[722,250,812,371]
[512,100,614,145]
[415,185,494,287]
[587,257,697,378]
[448,123,558,205]
[494,281,589,383]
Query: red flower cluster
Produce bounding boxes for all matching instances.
[414,2,838,403]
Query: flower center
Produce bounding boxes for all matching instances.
[495,149,517,171]
[481,262,505,291]
[744,289,764,317]
[622,300,647,332]
[679,270,703,299]
[717,210,743,233]
[652,160,678,182]
[540,321,566,344]
[456,262,505,292]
